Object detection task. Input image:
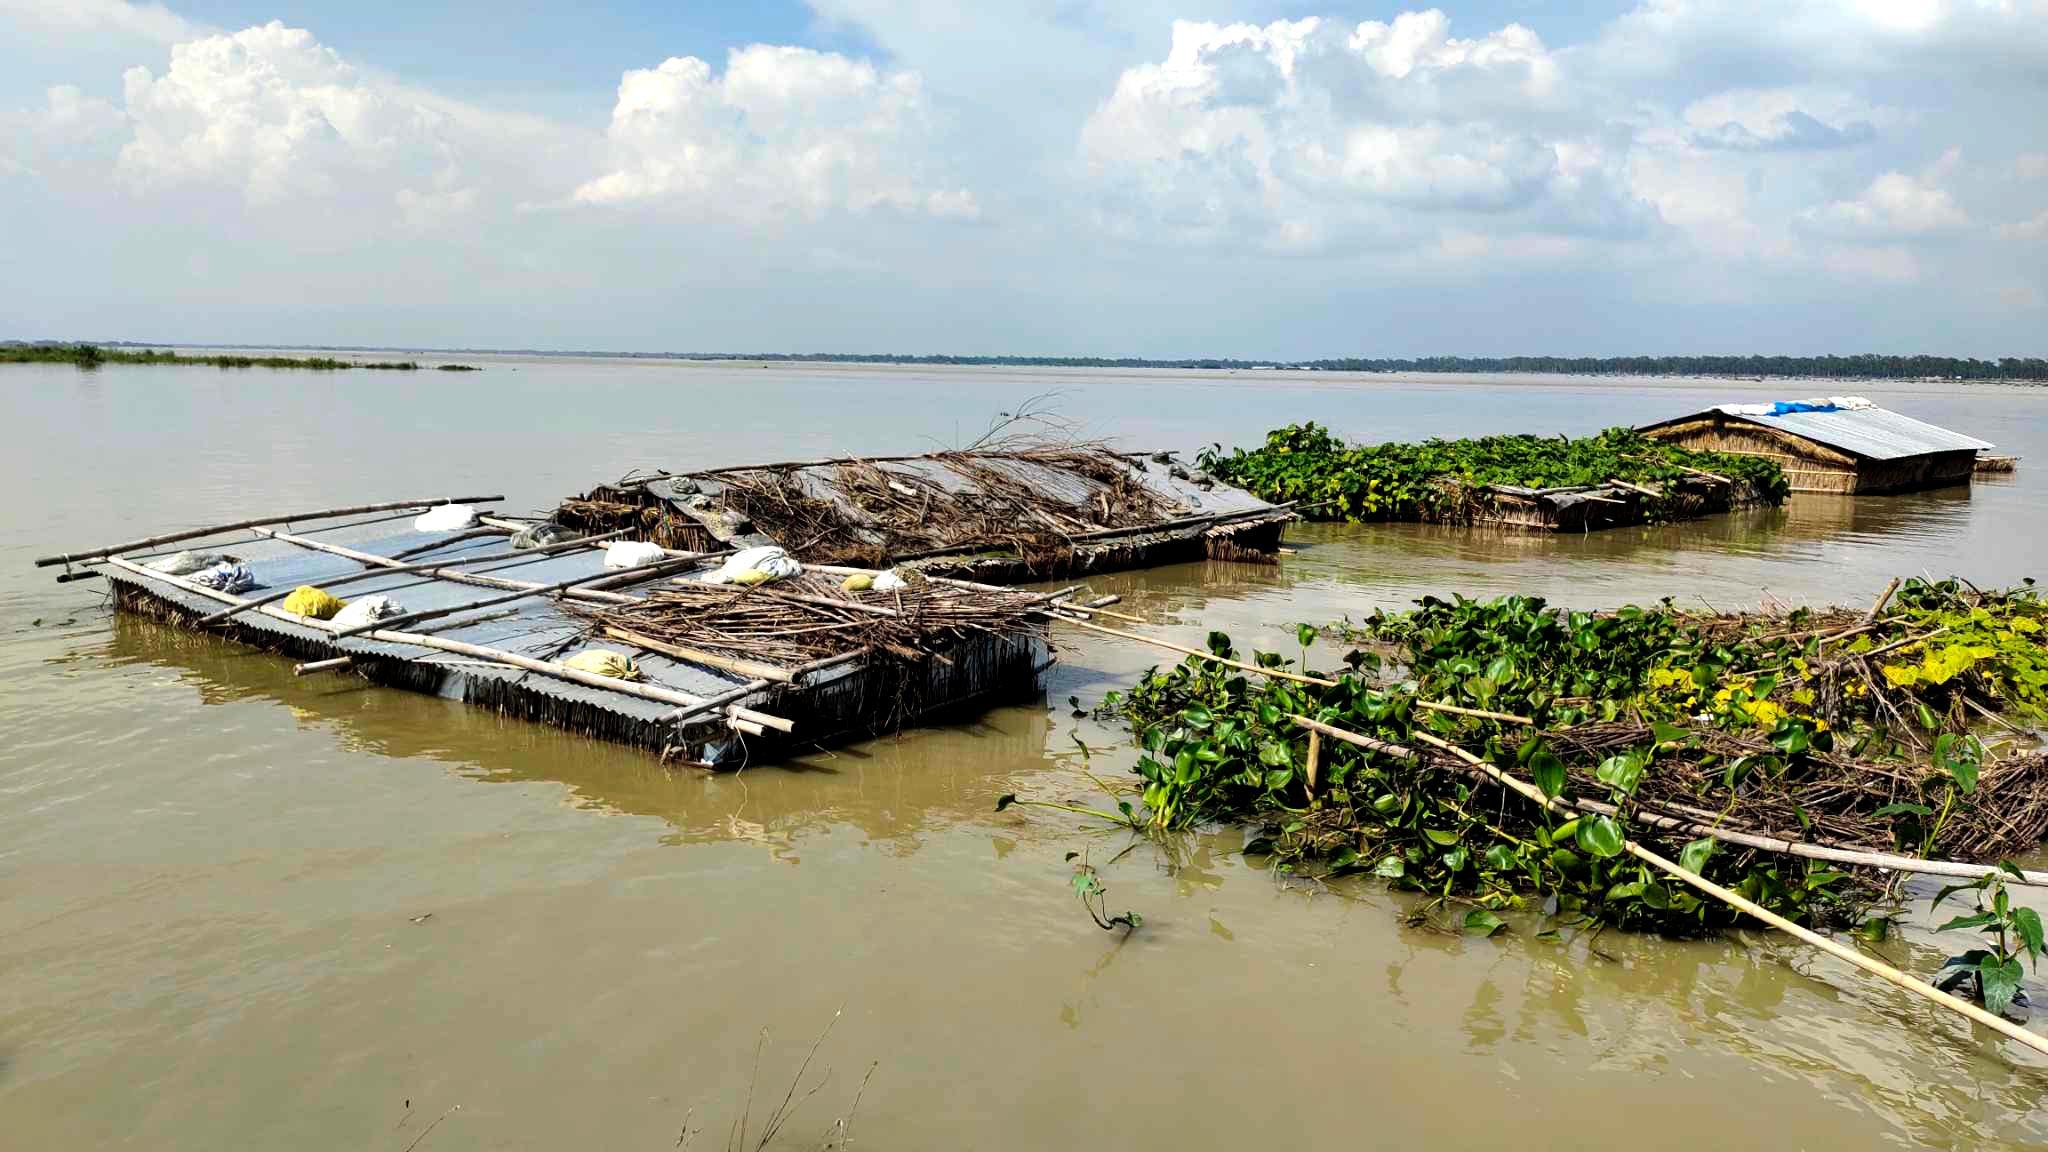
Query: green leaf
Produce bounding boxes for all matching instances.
[1769,721,1810,756]
[1948,755,1980,795]
[1932,878,1989,910]
[1527,742,1566,799]
[1870,802,1933,819]
[1650,720,1687,747]
[1936,912,2000,933]
[1916,701,1939,731]
[1181,705,1214,730]
[1423,828,1460,846]
[1679,837,1715,874]
[2015,907,2045,965]
[1442,847,1469,873]
[1979,956,2025,1018]
[1595,751,1644,796]
[1296,623,1317,650]
[1576,815,1626,859]
[1483,844,1521,872]
[1462,909,1506,937]
[1374,856,1406,879]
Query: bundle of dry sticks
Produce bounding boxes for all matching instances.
[576,572,1051,670]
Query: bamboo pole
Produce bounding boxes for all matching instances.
[1867,577,1902,623]
[294,657,352,676]
[1053,615,1530,724]
[251,527,647,604]
[197,530,630,626]
[1293,716,2048,887]
[331,554,712,639]
[602,626,794,684]
[1299,717,2048,1059]
[658,679,778,726]
[1305,728,1321,794]
[35,496,505,567]
[103,557,788,733]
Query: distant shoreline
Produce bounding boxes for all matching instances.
[0,343,478,372]
[3,340,2040,383]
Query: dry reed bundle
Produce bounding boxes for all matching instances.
[575,573,1050,671]
[704,444,1185,568]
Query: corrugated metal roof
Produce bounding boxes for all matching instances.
[1647,405,1994,461]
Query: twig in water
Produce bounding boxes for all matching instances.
[823,1061,881,1149]
[400,1106,459,1152]
[753,1009,841,1150]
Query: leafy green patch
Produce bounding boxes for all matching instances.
[1197,422,1787,525]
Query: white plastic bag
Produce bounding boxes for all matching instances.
[190,561,257,594]
[871,569,908,592]
[603,540,670,570]
[331,595,405,629]
[413,504,478,532]
[700,545,801,585]
[148,550,228,576]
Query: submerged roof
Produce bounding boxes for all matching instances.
[1643,402,1994,461]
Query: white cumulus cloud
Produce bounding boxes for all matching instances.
[1803,149,1970,235]
[1079,12,1642,250]
[575,45,976,220]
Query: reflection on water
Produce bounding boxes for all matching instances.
[4,366,2047,1149]
[99,614,1059,858]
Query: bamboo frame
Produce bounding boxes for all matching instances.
[102,556,790,733]
[34,496,505,567]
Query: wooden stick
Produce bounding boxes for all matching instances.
[197,530,629,626]
[294,657,352,676]
[332,554,709,639]
[252,526,649,605]
[104,557,791,731]
[1056,615,1335,686]
[658,679,776,725]
[1309,718,2048,1058]
[35,496,505,567]
[1867,577,1902,623]
[602,626,794,683]
[1055,615,1531,724]
[1061,503,1297,544]
[1305,728,1321,795]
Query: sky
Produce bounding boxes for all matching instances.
[2,0,2044,358]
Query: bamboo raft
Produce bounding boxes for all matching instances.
[39,498,1058,767]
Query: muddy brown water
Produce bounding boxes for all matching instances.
[4,361,2048,1148]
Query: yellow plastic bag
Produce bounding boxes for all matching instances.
[563,649,640,680]
[840,572,875,592]
[281,586,347,620]
[732,568,777,587]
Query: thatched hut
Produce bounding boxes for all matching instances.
[1637,399,1993,495]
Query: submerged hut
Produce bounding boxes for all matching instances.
[550,445,1293,584]
[38,499,1060,767]
[1637,398,1994,495]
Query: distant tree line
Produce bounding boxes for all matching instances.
[656,352,2048,380]
[8,342,2042,380]
[1290,355,2048,381]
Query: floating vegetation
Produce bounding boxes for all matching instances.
[1199,423,1787,527]
[1095,578,2048,939]
[0,343,468,371]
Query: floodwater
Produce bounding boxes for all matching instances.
[4,360,2047,1149]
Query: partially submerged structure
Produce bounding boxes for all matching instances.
[551,445,1292,583]
[38,499,1058,767]
[1638,398,1995,495]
